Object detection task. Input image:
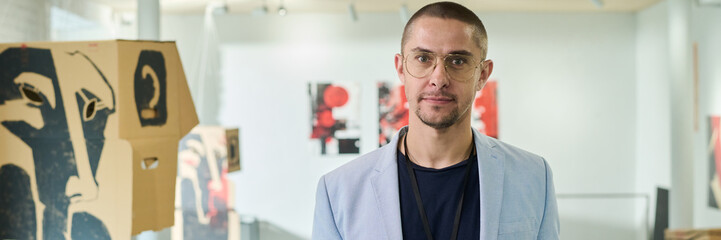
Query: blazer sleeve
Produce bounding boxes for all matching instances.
[312,175,343,240]
[538,158,560,239]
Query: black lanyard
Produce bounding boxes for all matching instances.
[403,132,475,240]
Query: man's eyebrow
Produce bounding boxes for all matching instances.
[409,48,475,57]
[448,50,474,56]
[409,47,433,53]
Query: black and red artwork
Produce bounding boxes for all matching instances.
[309,82,361,155]
[707,116,721,210]
[174,126,239,240]
[378,82,409,147]
[471,80,498,139]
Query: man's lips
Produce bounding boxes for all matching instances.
[421,96,454,104]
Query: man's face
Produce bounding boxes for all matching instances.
[395,16,493,129]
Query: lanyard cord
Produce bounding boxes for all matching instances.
[403,132,475,240]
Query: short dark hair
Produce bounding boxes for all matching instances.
[401,1,488,60]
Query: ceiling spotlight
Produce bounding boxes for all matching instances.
[399,4,410,23]
[348,3,358,22]
[278,5,287,16]
[590,0,603,8]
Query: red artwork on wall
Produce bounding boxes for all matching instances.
[472,80,498,139]
[309,82,361,155]
[378,82,409,146]
[708,116,721,210]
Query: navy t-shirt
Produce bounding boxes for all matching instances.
[397,151,480,240]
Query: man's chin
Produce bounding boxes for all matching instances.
[417,113,459,129]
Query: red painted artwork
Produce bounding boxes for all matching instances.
[378,82,409,146]
[708,116,721,209]
[174,126,239,239]
[309,82,361,155]
[472,80,498,139]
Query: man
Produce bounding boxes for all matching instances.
[312,2,560,240]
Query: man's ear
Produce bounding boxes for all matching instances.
[395,53,405,85]
[476,59,494,91]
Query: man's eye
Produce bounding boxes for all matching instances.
[450,58,466,65]
[417,55,429,62]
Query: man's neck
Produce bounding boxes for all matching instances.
[400,118,474,169]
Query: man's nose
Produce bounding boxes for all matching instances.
[428,60,449,89]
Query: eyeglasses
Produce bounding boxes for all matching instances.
[403,51,483,82]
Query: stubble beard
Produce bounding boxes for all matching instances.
[415,93,473,130]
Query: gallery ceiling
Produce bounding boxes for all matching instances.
[91,0,662,14]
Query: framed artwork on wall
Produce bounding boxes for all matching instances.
[308,82,361,155]
[708,116,721,210]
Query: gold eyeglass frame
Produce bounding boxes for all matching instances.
[402,52,485,82]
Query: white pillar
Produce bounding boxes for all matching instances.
[137,0,160,40]
[668,0,694,228]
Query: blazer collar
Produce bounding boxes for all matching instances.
[370,127,404,239]
[473,127,506,240]
[370,126,506,240]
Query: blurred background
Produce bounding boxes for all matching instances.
[3,0,721,239]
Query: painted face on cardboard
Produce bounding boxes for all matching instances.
[177,129,229,238]
[394,16,493,129]
[0,48,115,239]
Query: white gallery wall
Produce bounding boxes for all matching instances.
[164,10,643,239]
[0,0,49,42]
[635,0,721,232]
[635,1,671,237]
[692,3,721,228]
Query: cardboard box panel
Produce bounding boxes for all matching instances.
[130,137,179,235]
[226,128,240,173]
[666,228,721,240]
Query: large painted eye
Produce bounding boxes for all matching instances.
[20,84,43,105]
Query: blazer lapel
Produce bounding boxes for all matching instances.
[474,130,505,240]
[371,128,504,240]
[370,128,404,240]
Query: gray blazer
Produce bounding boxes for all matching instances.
[312,127,560,240]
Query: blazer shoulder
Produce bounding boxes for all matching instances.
[322,143,394,188]
[485,136,549,172]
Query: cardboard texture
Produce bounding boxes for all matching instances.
[173,126,240,240]
[0,40,199,239]
[226,128,240,173]
[666,229,721,240]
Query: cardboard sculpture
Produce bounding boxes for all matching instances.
[665,228,721,240]
[0,40,198,239]
[173,126,240,240]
